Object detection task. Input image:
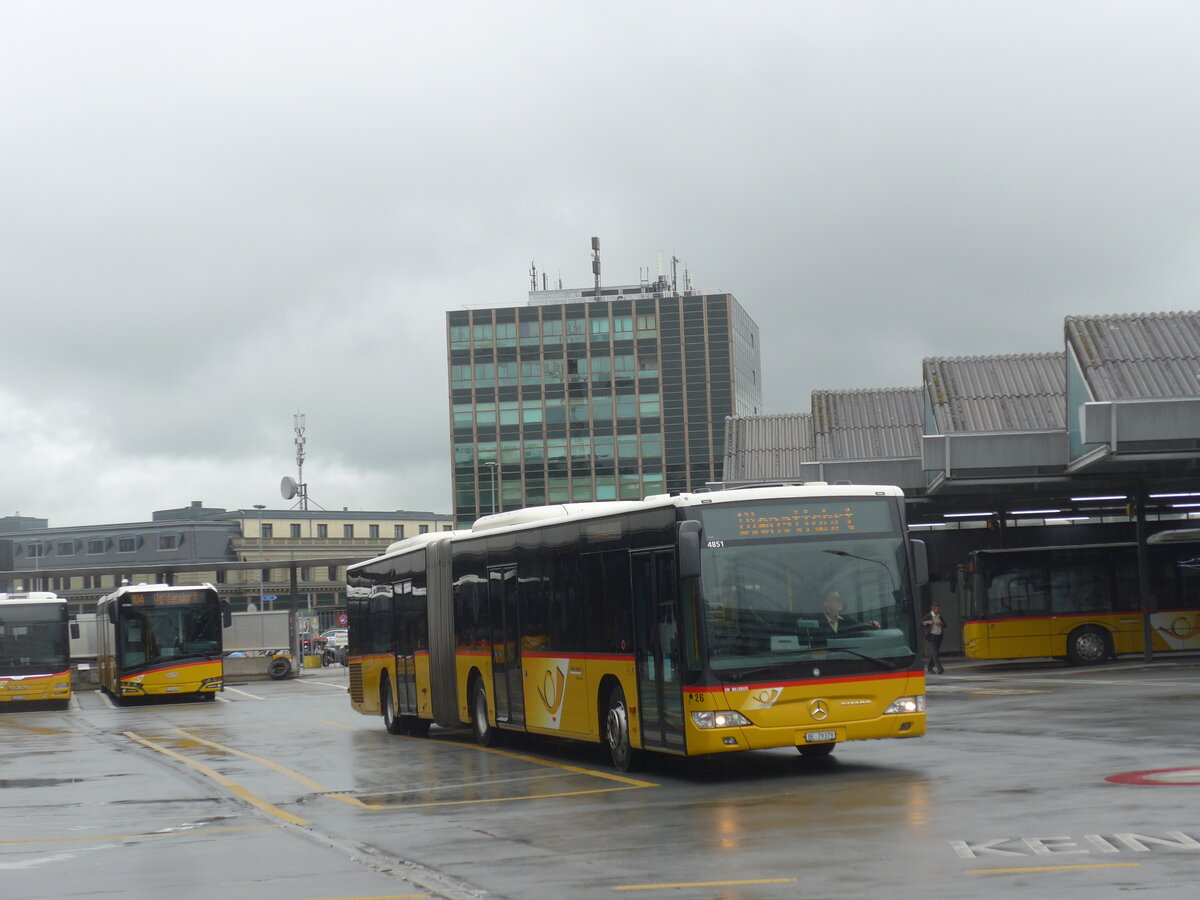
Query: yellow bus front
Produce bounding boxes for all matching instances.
[117,659,223,699]
[684,671,926,755]
[0,671,72,704]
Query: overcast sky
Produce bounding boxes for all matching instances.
[3,2,1198,528]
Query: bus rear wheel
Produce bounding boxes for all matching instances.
[381,679,406,735]
[471,677,499,746]
[1066,626,1111,666]
[604,684,638,772]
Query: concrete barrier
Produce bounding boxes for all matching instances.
[224,656,276,681]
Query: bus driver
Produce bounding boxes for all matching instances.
[819,591,879,634]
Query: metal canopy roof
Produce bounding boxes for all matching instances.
[722,311,1200,515]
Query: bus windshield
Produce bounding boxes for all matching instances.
[697,498,919,679]
[120,606,221,670]
[0,606,70,676]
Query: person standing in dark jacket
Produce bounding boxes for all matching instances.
[922,602,946,674]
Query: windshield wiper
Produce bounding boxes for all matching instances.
[824,648,912,671]
[720,664,793,683]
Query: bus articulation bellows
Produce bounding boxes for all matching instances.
[96,584,231,703]
[0,592,73,709]
[347,484,929,769]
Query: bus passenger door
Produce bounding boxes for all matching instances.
[632,549,686,752]
[488,565,524,727]
[395,580,417,715]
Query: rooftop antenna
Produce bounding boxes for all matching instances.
[671,255,680,294]
[591,236,601,298]
[294,412,306,509]
[280,412,323,511]
[530,260,537,291]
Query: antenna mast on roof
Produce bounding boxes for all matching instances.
[281,412,324,511]
[530,260,537,291]
[294,412,308,510]
[591,236,601,298]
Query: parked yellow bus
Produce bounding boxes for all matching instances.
[0,592,73,709]
[96,584,230,703]
[347,484,929,769]
[962,529,1200,665]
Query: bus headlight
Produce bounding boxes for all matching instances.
[884,696,925,715]
[691,710,752,729]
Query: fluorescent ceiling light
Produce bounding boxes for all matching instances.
[1172,503,1200,509]
[1151,492,1200,499]
[1046,516,1091,523]
[1011,509,1061,515]
[1070,495,1127,502]
[944,511,993,518]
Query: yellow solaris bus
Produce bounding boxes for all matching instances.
[96,584,230,703]
[0,592,73,708]
[962,529,1200,665]
[347,484,928,769]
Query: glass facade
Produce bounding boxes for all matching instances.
[447,287,762,526]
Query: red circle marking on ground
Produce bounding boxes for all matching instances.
[1106,768,1200,786]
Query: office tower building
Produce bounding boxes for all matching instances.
[446,276,762,526]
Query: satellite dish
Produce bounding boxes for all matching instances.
[281,476,298,500]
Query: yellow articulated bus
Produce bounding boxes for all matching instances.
[962,529,1200,665]
[96,584,230,704]
[347,484,929,770]
[0,592,74,709]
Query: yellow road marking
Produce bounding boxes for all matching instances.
[357,784,648,809]
[316,718,658,807]
[0,825,270,845]
[123,731,310,826]
[615,878,798,891]
[472,743,656,789]
[968,862,1143,875]
[172,728,369,809]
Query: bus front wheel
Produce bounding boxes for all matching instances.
[604,684,638,772]
[1066,626,1111,666]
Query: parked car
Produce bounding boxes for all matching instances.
[320,628,348,666]
[320,628,348,648]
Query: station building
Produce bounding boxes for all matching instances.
[722,311,1200,652]
[0,501,453,618]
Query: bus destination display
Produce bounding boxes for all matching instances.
[701,499,893,541]
[127,590,209,607]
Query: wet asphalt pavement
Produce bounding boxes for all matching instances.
[2,655,1199,899]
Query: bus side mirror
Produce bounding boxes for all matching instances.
[221,600,232,628]
[678,520,702,580]
[70,619,81,640]
[107,605,117,625]
[911,539,929,586]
